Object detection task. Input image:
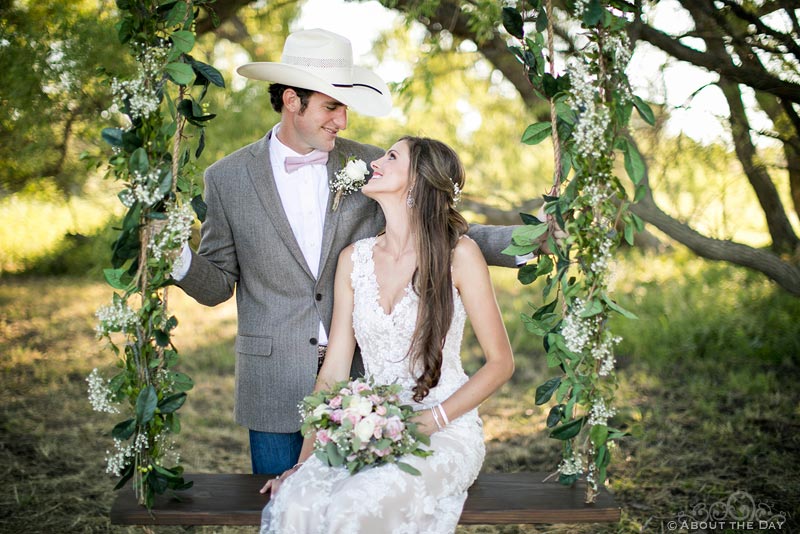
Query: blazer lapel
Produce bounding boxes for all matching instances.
[317,145,345,276]
[246,131,314,279]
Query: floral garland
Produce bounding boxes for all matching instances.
[502,0,652,502]
[87,0,223,508]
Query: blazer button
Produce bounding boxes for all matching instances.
[315,293,322,301]
[310,337,318,345]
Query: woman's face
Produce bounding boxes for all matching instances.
[363,140,411,200]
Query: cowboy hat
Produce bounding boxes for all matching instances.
[237,29,392,117]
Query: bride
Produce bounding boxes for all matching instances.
[260,136,515,533]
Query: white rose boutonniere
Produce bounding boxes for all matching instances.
[331,157,369,211]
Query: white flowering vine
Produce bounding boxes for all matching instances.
[503,0,651,502]
[90,0,223,509]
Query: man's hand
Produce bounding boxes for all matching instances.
[259,463,303,495]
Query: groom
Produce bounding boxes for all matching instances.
[173,28,518,475]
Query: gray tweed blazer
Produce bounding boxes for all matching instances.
[177,130,516,432]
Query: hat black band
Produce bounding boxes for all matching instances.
[332,83,383,95]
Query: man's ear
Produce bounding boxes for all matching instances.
[283,88,300,113]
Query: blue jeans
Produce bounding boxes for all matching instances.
[249,429,303,475]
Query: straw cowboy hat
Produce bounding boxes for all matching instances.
[237,29,392,117]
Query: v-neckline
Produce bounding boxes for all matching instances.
[368,238,414,317]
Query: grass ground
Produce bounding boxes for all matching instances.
[1,250,798,533]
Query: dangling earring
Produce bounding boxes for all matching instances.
[406,189,415,208]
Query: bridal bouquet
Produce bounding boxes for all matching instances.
[300,378,432,475]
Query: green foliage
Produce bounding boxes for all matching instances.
[504,1,647,501]
[89,0,223,508]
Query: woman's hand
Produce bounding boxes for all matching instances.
[411,408,438,436]
[259,463,303,495]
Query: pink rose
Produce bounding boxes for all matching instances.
[353,382,371,394]
[330,409,343,423]
[368,394,382,404]
[316,428,332,445]
[375,405,387,416]
[329,395,342,409]
[384,416,405,441]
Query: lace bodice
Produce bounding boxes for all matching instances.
[351,237,470,409]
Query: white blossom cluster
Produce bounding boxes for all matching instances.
[588,396,616,426]
[119,169,164,207]
[589,234,613,274]
[105,432,148,477]
[593,332,620,377]
[561,299,594,354]
[566,58,610,160]
[148,202,194,263]
[95,299,138,337]
[86,368,119,414]
[558,451,584,476]
[110,46,166,121]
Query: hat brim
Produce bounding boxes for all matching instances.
[237,62,392,117]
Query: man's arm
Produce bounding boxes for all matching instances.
[174,170,239,306]
[465,223,524,268]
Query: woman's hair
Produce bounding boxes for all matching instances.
[401,136,469,402]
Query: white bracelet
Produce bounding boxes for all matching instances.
[436,404,450,426]
[430,406,443,430]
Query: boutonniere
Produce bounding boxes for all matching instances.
[331,157,369,211]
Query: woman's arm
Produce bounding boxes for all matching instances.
[414,236,515,435]
[260,245,358,494]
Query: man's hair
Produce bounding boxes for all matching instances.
[268,83,314,113]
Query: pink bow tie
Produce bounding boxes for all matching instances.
[284,151,329,173]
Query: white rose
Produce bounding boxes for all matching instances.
[354,418,376,443]
[349,396,373,417]
[313,404,330,418]
[344,159,368,182]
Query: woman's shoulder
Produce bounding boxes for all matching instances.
[452,235,486,284]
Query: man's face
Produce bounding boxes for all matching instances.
[279,90,348,154]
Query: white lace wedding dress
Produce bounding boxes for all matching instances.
[261,236,485,534]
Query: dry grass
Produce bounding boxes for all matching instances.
[1,262,798,533]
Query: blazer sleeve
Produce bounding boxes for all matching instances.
[465,223,519,268]
[176,169,239,306]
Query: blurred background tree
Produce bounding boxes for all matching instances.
[2,0,799,296]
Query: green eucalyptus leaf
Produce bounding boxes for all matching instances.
[397,462,422,476]
[158,392,187,414]
[129,148,149,175]
[171,30,195,54]
[166,1,189,26]
[623,138,646,184]
[535,255,554,277]
[135,385,158,424]
[633,94,656,125]
[535,376,562,405]
[602,293,638,319]
[535,6,548,33]
[519,212,543,226]
[590,423,609,447]
[578,298,603,318]
[558,472,579,486]
[170,371,194,392]
[583,0,604,26]
[550,417,584,440]
[102,128,124,147]
[111,418,136,440]
[502,243,535,256]
[501,6,524,39]
[546,404,565,428]
[521,122,552,145]
[165,62,194,85]
[188,56,225,88]
[104,267,132,290]
[512,223,548,245]
[191,195,208,222]
[326,441,344,467]
[517,264,539,285]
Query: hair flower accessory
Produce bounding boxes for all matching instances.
[331,157,369,211]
